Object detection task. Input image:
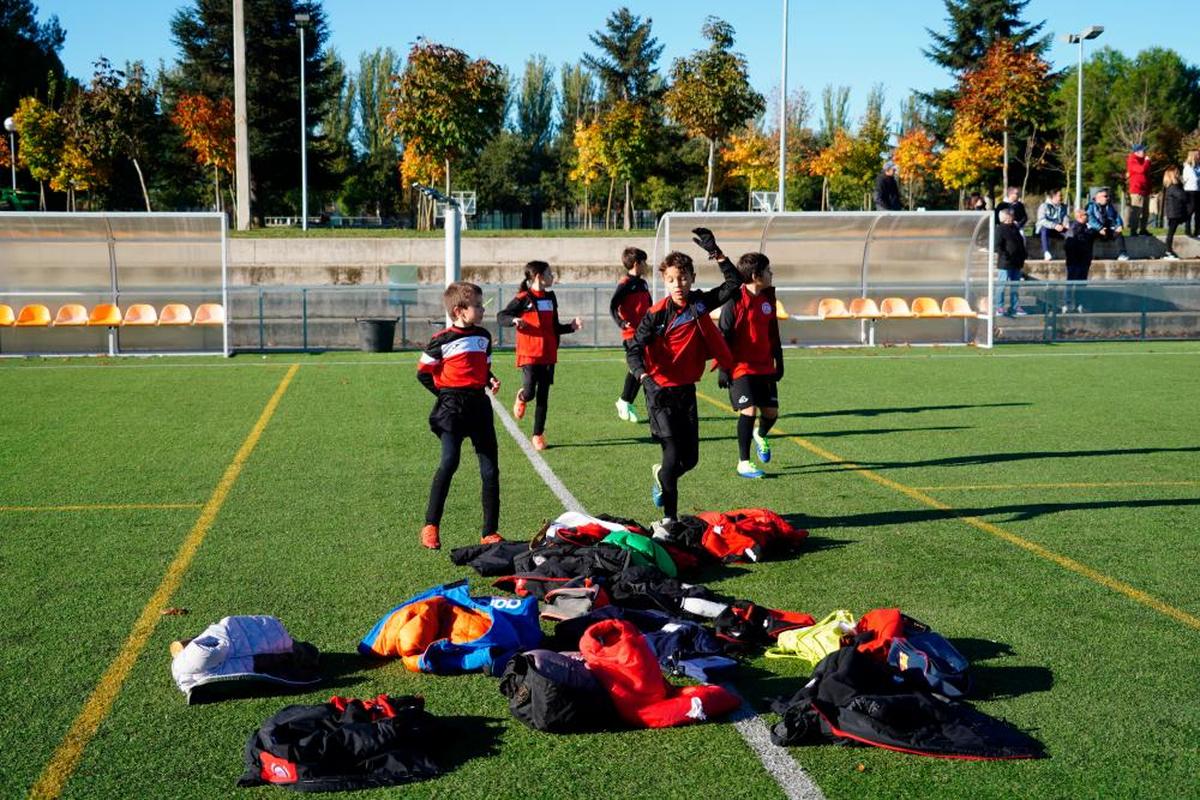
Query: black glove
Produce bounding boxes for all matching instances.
[717,369,731,390]
[691,227,720,256]
[774,363,785,382]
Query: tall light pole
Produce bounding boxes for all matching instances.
[233,0,250,230]
[777,0,788,211]
[3,117,15,191]
[296,12,310,231]
[1063,25,1103,210]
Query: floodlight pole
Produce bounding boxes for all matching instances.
[413,182,462,324]
[777,0,788,210]
[4,117,15,191]
[1064,25,1103,210]
[233,0,251,230]
[296,13,310,231]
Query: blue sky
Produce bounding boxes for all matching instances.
[42,0,1191,122]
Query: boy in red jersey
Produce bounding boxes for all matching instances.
[610,246,651,423]
[626,228,743,523]
[416,282,503,550]
[717,253,783,479]
[497,260,582,451]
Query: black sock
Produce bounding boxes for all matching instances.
[737,415,754,461]
[758,415,777,437]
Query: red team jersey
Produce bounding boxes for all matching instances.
[719,285,781,379]
[610,275,652,341]
[497,289,574,367]
[418,326,493,390]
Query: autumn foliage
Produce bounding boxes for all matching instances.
[893,127,938,209]
[172,94,234,172]
[937,116,1003,194]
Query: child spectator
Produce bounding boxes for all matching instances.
[1035,189,1069,260]
[1126,144,1151,236]
[497,260,582,451]
[610,246,652,423]
[417,282,503,550]
[995,187,1029,231]
[1162,166,1188,260]
[626,228,743,525]
[1063,208,1095,313]
[717,253,783,479]
[1184,150,1200,238]
[996,208,1028,317]
[1087,188,1130,261]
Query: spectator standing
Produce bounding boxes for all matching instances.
[1063,208,1095,313]
[967,192,988,211]
[1087,187,1130,261]
[995,187,1029,231]
[874,161,901,211]
[1162,166,1188,260]
[996,209,1027,317]
[1183,149,1200,238]
[1034,189,1069,260]
[1126,143,1151,236]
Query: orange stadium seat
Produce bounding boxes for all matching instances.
[158,303,193,326]
[0,304,14,326]
[848,297,882,319]
[880,297,916,318]
[15,304,51,326]
[52,304,89,326]
[911,297,946,318]
[817,298,851,320]
[775,299,791,321]
[941,296,977,318]
[87,304,123,326]
[122,304,158,326]
[193,303,226,326]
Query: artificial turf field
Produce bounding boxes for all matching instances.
[1,341,1198,799]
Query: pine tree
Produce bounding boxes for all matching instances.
[924,0,1049,72]
[582,7,663,105]
[0,0,66,122]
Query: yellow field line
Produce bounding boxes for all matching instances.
[910,481,1200,491]
[0,503,203,512]
[695,390,1200,632]
[28,364,300,800]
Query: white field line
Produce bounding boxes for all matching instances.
[3,347,1199,371]
[488,392,825,800]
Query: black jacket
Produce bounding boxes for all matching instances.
[1164,184,1189,221]
[995,200,1029,230]
[770,646,1044,760]
[996,223,1027,271]
[874,172,901,211]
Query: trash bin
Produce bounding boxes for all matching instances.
[355,317,398,352]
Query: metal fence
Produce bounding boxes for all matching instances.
[220,280,1200,352]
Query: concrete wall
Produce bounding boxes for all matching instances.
[229,236,655,286]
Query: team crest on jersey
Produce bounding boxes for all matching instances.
[536,299,554,312]
[761,301,772,315]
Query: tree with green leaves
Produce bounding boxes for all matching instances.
[598,99,651,229]
[559,62,597,130]
[81,59,164,211]
[11,94,63,209]
[818,85,851,144]
[583,7,662,104]
[343,47,402,218]
[517,55,556,151]
[0,0,65,123]
[168,0,342,220]
[663,16,765,209]
[387,39,506,227]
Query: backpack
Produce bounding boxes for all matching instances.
[855,608,970,697]
[764,610,856,671]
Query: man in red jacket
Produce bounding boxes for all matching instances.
[1126,143,1151,236]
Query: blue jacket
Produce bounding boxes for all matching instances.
[1087,201,1123,231]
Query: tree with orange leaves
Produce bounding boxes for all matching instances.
[937,115,1003,203]
[805,129,854,210]
[954,38,1050,190]
[723,128,777,209]
[172,94,234,213]
[893,127,938,209]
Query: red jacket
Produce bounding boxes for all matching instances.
[497,289,575,367]
[579,619,739,728]
[626,257,742,387]
[417,325,493,391]
[610,275,652,341]
[1127,152,1151,195]
[719,285,783,379]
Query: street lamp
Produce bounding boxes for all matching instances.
[4,116,15,192]
[777,0,788,211]
[295,12,310,231]
[1062,25,1103,210]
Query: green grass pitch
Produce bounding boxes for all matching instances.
[1,342,1198,799]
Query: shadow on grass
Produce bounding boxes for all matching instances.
[434,715,506,772]
[787,496,1200,528]
[778,401,1032,420]
[793,445,1200,475]
[799,425,973,438]
[723,662,813,713]
[952,637,1054,701]
[317,651,391,692]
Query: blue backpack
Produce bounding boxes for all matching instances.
[887,625,971,698]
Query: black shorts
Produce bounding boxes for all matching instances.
[728,375,778,411]
[644,382,698,442]
[521,363,555,385]
[428,389,495,438]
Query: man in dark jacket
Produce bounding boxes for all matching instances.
[995,187,1029,232]
[873,162,901,211]
[996,209,1027,317]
